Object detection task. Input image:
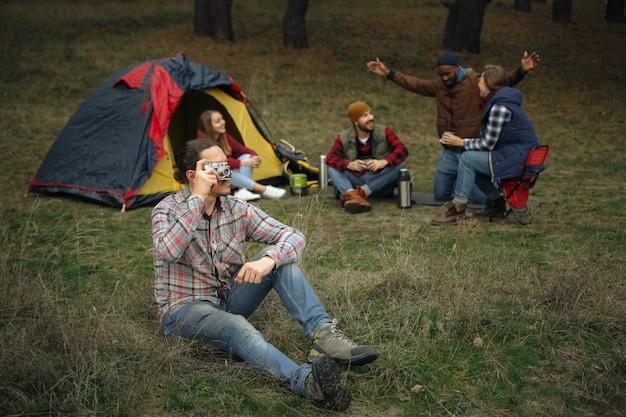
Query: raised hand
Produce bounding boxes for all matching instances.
[521,51,540,73]
[366,58,390,77]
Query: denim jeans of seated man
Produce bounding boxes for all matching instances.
[434,149,487,204]
[160,258,330,396]
[328,161,406,197]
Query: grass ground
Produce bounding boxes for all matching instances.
[1,0,625,416]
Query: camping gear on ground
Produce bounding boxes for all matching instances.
[397,168,412,209]
[274,139,319,182]
[289,173,309,196]
[29,53,288,210]
[494,145,550,225]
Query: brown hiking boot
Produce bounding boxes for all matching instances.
[431,202,467,225]
[342,189,371,214]
[474,197,506,217]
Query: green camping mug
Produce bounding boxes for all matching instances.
[289,173,308,196]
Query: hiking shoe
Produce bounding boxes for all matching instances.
[261,185,286,199]
[310,319,378,366]
[305,353,351,412]
[431,202,467,225]
[473,197,506,217]
[342,190,371,214]
[233,188,261,201]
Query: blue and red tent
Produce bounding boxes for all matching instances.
[29,53,284,210]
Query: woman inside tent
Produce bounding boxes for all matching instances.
[197,110,286,201]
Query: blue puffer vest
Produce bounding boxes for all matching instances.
[483,87,539,185]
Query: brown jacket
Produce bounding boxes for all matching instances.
[390,67,526,139]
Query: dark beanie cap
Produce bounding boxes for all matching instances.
[436,51,460,66]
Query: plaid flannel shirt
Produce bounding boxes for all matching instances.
[464,104,512,151]
[152,188,305,317]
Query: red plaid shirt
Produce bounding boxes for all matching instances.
[152,188,305,317]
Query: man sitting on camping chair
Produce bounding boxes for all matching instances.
[325,102,409,214]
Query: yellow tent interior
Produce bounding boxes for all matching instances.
[137,88,284,197]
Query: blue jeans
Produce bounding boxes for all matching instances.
[230,154,256,191]
[328,161,406,197]
[453,150,497,203]
[160,260,330,396]
[434,149,487,204]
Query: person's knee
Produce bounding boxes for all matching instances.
[434,189,451,201]
[433,175,455,201]
[275,261,301,278]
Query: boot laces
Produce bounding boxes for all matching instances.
[329,319,358,347]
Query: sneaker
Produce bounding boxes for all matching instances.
[310,319,378,366]
[305,353,351,411]
[261,185,286,199]
[431,202,467,225]
[233,188,261,201]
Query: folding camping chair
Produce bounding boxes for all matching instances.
[493,145,550,225]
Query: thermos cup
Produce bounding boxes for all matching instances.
[319,155,328,190]
[397,168,412,208]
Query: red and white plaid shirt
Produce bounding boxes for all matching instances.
[152,188,305,317]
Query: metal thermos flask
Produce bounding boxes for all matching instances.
[319,155,328,190]
[398,168,412,208]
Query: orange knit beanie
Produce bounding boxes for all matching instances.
[347,102,372,124]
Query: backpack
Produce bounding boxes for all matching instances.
[273,139,320,181]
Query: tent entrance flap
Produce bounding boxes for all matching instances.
[209,89,282,182]
[137,132,181,196]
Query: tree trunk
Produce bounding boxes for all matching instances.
[605,0,626,23]
[193,0,234,42]
[283,0,309,48]
[442,0,489,54]
[515,0,531,12]
[552,0,574,23]
[194,0,212,37]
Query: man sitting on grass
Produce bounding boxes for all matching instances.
[152,139,378,411]
[325,102,409,213]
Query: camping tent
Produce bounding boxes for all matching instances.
[29,53,284,210]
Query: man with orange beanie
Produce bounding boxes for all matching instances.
[325,102,408,213]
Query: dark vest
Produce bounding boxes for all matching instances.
[483,87,539,183]
[339,124,390,161]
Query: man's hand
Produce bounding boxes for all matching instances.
[347,159,388,173]
[520,51,540,73]
[366,159,388,172]
[347,159,370,172]
[234,256,275,285]
[190,159,219,200]
[366,58,390,77]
